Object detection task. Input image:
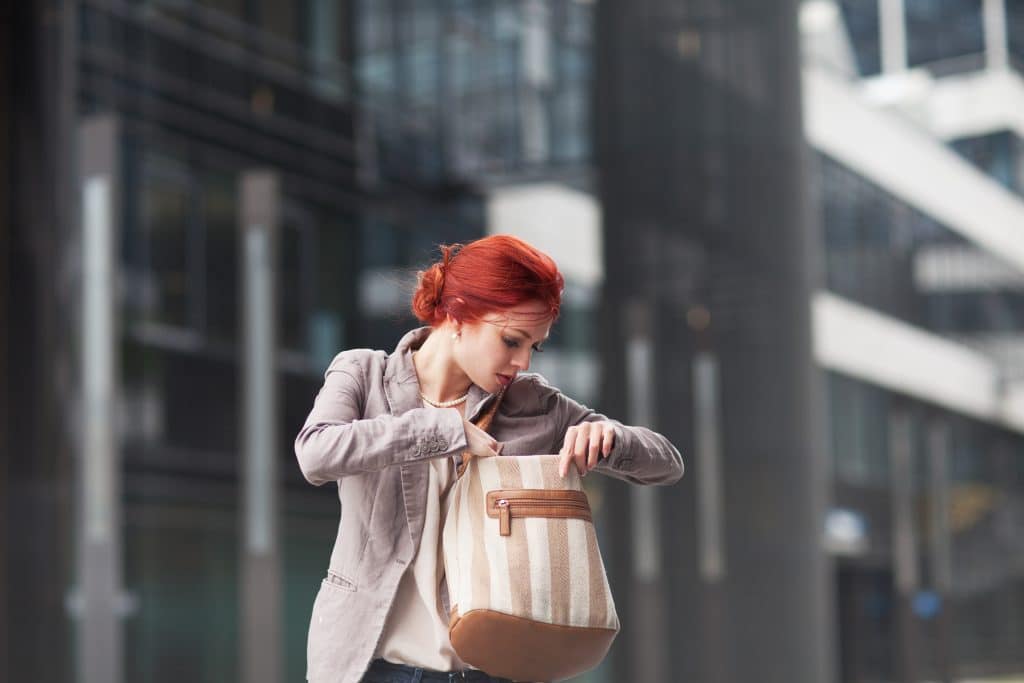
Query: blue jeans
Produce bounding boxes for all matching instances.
[360,659,518,683]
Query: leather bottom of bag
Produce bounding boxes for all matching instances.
[449,608,618,682]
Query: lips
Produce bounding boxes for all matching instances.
[496,373,514,387]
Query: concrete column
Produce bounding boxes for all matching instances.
[595,1,833,681]
[239,171,282,683]
[77,114,124,683]
[879,0,908,73]
[982,0,1009,71]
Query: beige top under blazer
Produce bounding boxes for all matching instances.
[294,327,685,683]
[373,453,464,670]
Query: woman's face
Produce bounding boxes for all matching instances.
[453,300,553,393]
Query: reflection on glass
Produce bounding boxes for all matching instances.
[905,0,983,70]
[838,0,882,76]
[204,173,239,343]
[124,499,240,682]
[279,209,316,354]
[951,131,1022,197]
[140,172,192,328]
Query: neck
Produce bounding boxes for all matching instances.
[413,328,472,403]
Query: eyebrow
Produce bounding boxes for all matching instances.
[511,328,550,343]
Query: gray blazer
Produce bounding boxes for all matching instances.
[294,327,684,683]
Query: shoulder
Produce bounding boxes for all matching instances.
[501,371,565,416]
[324,347,388,380]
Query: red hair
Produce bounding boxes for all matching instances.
[412,235,564,326]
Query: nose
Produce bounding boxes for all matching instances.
[512,347,530,372]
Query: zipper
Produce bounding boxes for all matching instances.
[485,489,592,536]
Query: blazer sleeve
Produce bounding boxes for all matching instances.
[552,388,684,486]
[293,352,468,485]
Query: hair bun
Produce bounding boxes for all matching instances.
[411,244,457,323]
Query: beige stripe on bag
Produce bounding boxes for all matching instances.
[496,457,532,618]
[585,523,609,628]
[540,458,571,625]
[467,457,488,612]
[477,458,513,614]
[518,456,553,623]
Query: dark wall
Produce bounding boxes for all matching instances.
[1,0,10,674]
[595,1,833,681]
[7,2,74,681]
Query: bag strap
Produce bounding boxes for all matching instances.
[456,387,506,478]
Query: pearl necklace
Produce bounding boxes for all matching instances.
[420,391,469,408]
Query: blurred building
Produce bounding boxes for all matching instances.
[803,2,1024,680]
[6,1,594,682]
[5,1,1024,683]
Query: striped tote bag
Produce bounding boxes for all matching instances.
[442,395,619,682]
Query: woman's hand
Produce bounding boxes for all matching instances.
[462,417,503,458]
[559,421,616,478]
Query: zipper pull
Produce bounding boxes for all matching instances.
[497,499,511,536]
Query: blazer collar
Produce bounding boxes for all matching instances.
[383,326,495,421]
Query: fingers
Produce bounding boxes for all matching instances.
[601,424,615,457]
[559,422,615,478]
[558,429,576,478]
[587,426,603,470]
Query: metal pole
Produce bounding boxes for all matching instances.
[77,114,124,683]
[890,409,919,683]
[239,171,282,683]
[694,351,729,683]
[927,419,953,683]
[624,301,666,683]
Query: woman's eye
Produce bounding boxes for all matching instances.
[532,344,545,353]
[503,337,519,349]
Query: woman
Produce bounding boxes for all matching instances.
[295,235,683,683]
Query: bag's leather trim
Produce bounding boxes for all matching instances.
[449,608,617,682]
[485,489,592,536]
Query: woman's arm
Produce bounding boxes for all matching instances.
[554,390,684,486]
[294,353,468,485]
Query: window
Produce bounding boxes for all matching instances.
[279,205,317,354]
[838,0,882,76]
[203,172,239,343]
[905,0,984,70]
[135,159,198,330]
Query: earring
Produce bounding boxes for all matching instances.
[451,331,459,341]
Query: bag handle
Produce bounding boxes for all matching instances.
[456,387,506,478]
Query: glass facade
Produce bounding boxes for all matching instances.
[818,152,1024,343]
[827,372,1024,680]
[839,0,882,76]
[905,0,984,72]
[951,130,1024,198]
[355,0,592,184]
[70,1,492,680]
[840,0,993,76]
[1010,0,1024,70]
